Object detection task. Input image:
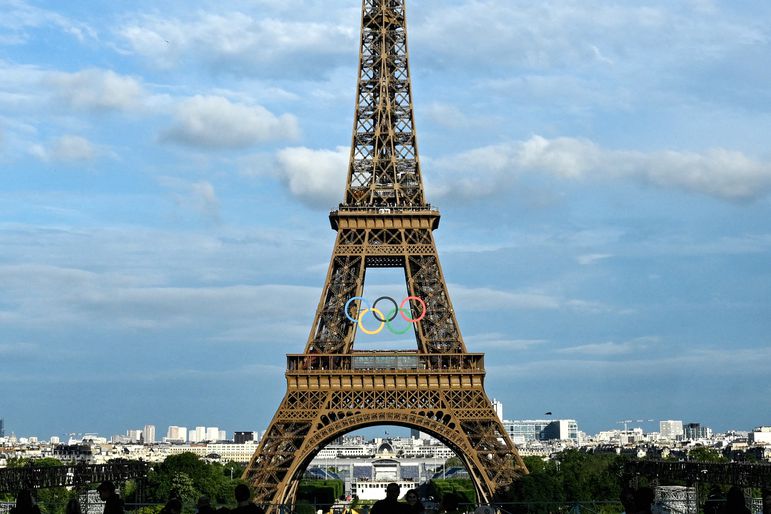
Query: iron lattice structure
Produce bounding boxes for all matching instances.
[624,460,771,489]
[243,0,527,509]
[0,461,149,493]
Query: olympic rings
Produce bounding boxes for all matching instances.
[344,296,427,335]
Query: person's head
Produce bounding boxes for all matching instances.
[441,493,459,513]
[97,481,116,501]
[165,498,182,514]
[761,489,771,514]
[235,484,251,504]
[15,490,35,510]
[66,499,82,514]
[726,486,745,506]
[385,483,400,500]
[634,487,654,514]
[620,487,636,512]
[405,490,419,505]
[197,497,211,511]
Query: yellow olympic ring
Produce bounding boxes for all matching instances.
[357,308,386,335]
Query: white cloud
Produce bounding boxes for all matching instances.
[423,103,478,129]
[413,1,763,71]
[47,69,144,112]
[558,337,661,356]
[429,135,771,202]
[466,333,546,350]
[0,0,96,44]
[576,253,613,266]
[0,342,39,357]
[29,135,97,163]
[158,177,220,221]
[451,284,561,311]
[114,10,356,77]
[0,262,318,334]
[160,95,299,149]
[274,146,348,208]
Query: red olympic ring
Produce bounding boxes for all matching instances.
[399,296,426,323]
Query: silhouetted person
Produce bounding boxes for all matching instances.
[160,498,183,514]
[439,493,462,514]
[97,481,124,514]
[634,487,655,514]
[197,496,216,514]
[720,486,751,514]
[404,489,424,514]
[761,489,771,514]
[371,483,410,514]
[620,487,636,514]
[66,499,83,514]
[705,485,724,514]
[231,484,265,514]
[10,490,41,514]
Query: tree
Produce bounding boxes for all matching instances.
[144,453,243,507]
[688,447,726,463]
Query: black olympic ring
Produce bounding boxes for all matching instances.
[371,296,399,322]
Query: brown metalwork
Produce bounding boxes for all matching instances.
[243,0,527,509]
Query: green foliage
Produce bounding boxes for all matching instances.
[503,450,627,510]
[298,480,344,510]
[36,487,74,514]
[170,472,198,505]
[142,453,244,508]
[429,480,475,505]
[688,447,727,463]
[444,456,463,468]
[295,501,318,514]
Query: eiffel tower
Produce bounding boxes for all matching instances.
[243,0,527,508]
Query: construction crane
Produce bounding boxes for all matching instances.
[617,419,655,444]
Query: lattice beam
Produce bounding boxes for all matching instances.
[344,0,425,208]
[0,461,148,493]
[244,383,527,510]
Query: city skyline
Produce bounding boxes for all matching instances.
[2,1,771,438]
[1,414,766,445]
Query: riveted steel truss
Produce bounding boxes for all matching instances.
[242,0,527,510]
[345,0,424,207]
[244,366,526,509]
[0,460,148,493]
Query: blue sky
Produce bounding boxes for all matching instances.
[1,0,770,440]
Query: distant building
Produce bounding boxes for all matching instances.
[503,419,579,444]
[0,418,4,438]
[492,399,503,421]
[143,425,156,444]
[234,431,257,444]
[166,426,187,443]
[192,426,206,443]
[409,428,431,440]
[750,426,771,445]
[164,441,259,463]
[50,436,60,444]
[659,420,684,441]
[683,423,711,440]
[206,427,219,441]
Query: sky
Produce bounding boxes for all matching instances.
[1,0,770,441]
